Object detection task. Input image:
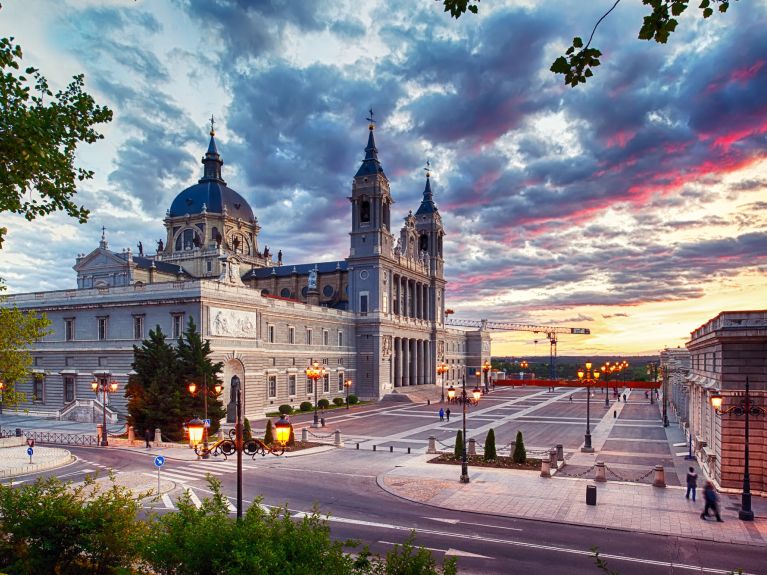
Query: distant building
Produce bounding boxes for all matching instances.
[3,122,490,425]
[685,311,767,496]
[660,347,691,425]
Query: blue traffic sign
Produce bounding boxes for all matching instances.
[203,419,210,427]
[154,455,165,467]
[26,447,33,456]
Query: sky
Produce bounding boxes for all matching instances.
[1,0,766,357]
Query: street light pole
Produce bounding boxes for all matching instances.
[344,378,353,409]
[578,362,600,453]
[661,365,669,427]
[437,362,448,402]
[482,360,491,393]
[234,376,243,519]
[711,377,765,521]
[91,378,117,446]
[306,361,325,427]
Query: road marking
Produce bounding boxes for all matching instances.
[445,548,492,559]
[56,469,95,479]
[676,451,692,456]
[188,489,203,509]
[142,470,202,482]
[459,520,522,532]
[161,494,175,510]
[673,442,687,447]
[427,517,460,524]
[225,498,237,513]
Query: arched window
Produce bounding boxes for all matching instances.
[419,234,428,252]
[360,199,371,223]
[175,228,195,251]
[280,288,291,298]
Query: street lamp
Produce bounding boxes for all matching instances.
[437,362,448,402]
[187,374,221,459]
[187,417,205,447]
[660,365,669,427]
[344,378,353,409]
[447,374,482,483]
[710,378,766,521]
[577,362,600,453]
[482,360,491,393]
[305,361,326,427]
[91,377,118,446]
[646,362,658,405]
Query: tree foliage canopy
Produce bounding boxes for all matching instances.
[437,0,736,86]
[0,33,112,247]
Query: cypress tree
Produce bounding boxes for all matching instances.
[243,417,253,442]
[484,428,497,461]
[454,430,463,460]
[264,419,274,445]
[286,424,295,447]
[512,430,527,464]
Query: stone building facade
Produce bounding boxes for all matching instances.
[685,311,767,496]
[661,347,691,426]
[4,122,490,424]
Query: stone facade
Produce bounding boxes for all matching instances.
[3,122,490,424]
[685,311,767,496]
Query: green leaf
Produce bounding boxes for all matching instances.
[573,36,583,48]
[703,7,713,17]
[699,0,710,8]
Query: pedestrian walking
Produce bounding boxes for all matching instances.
[144,428,152,449]
[446,408,451,421]
[701,480,723,522]
[622,393,627,402]
[439,407,444,422]
[569,395,573,402]
[685,466,698,502]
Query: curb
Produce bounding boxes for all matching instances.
[0,452,77,479]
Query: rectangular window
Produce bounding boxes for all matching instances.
[323,374,330,393]
[32,375,44,402]
[65,318,75,341]
[360,292,369,315]
[268,375,277,398]
[64,375,75,403]
[172,314,183,338]
[288,326,295,344]
[306,328,312,345]
[133,316,144,340]
[338,373,344,392]
[207,260,212,272]
[337,330,343,347]
[306,377,313,395]
[288,375,296,396]
[97,317,108,340]
[323,330,329,346]
[268,324,275,343]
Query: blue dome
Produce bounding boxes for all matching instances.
[168,181,255,221]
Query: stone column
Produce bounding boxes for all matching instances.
[394,337,401,387]
[402,338,410,386]
[409,339,416,385]
[413,339,419,385]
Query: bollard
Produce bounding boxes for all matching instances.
[408,447,411,454]
[301,428,308,442]
[540,459,551,478]
[468,438,476,456]
[320,417,326,427]
[427,436,437,454]
[586,485,597,506]
[595,461,606,482]
[427,399,431,405]
[128,426,135,443]
[334,430,343,447]
[373,445,377,452]
[549,448,557,470]
[614,410,617,418]
[154,428,162,444]
[390,445,394,453]
[356,443,360,450]
[653,465,666,488]
[556,444,564,462]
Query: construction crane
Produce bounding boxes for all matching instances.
[445,318,591,379]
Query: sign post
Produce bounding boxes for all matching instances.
[154,455,165,494]
[27,446,33,464]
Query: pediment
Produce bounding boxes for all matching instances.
[73,248,129,273]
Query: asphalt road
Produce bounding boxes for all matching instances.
[10,446,767,575]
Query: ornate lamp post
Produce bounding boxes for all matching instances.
[187,417,205,448]
[344,378,353,409]
[482,360,491,393]
[437,362,448,402]
[447,376,482,484]
[577,362,600,453]
[646,362,658,405]
[305,361,326,427]
[91,378,118,447]
[660,364,669,427]
[710,378,766,521]
[187,375,223,459]
[519,360,528,382]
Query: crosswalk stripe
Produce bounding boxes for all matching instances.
[226,499,237,513]
[162,494,176,510]
[188,489,203,509]
[175,467,226,476]
[142,471,202,482]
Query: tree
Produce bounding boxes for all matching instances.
[126,326,185,441]
[454,429,463,460]
[437,0,737,86]
[512,430,527,464]
[176,317,225,435]
[243,417,253,442]
[264,419,274,445]
[0,298,50,410]
[0,32,112,248]
[484,428,497,461]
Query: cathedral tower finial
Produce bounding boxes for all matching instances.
[209,114,216,136]
[201,117,225,184]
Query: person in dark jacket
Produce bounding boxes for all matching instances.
[144,428,152,449]
[439,408,444,422]
[685,466,698,501]
[445,408,451,421]
[701,480,723,522]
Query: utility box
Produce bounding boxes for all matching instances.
[586,485,597,506]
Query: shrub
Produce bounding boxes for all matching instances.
[512,430,527,464]
[484,428,497,461]
[318,398,330,409]
[333,397,344,406]
[243,417,253,442]
[286,424,295,447]
[278,404,293,415]
[299,401,312,412]
[264,419,274,445]
[454,430,463,460]
[348,394,359,405]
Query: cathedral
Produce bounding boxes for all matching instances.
[5,120,490,424]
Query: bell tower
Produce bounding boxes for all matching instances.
[349,110,394,258]
[414,162,445,280]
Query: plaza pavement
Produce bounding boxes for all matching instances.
[2,386,766,548]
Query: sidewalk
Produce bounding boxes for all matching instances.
[0,439,75,479]
[379,454,767,547]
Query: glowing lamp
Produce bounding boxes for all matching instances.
[594,371,600,380]
[274,415,292,445]
[187,417,205,446]
[710,393,724,412]
[109,381,118,393]
[91,380,99,392]
[472,386,482,402]
[577,370,585,380]
[188,382,197,395]
[214,382,223,394]
[447,385,456,400]
[585,362,592,371]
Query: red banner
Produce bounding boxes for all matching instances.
[494,379,661,389]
